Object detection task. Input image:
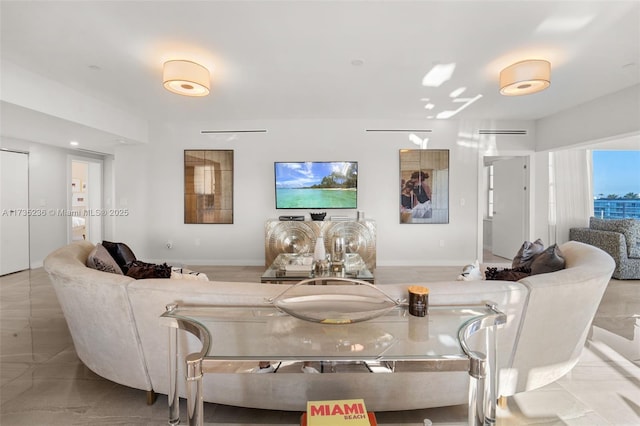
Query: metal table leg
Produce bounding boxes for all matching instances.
[459,303,505,426]
[186,353,204,426]
[167,305,180,426]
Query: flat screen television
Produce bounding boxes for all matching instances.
[274,161,358,209]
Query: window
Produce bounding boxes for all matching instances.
[592,150,640,219]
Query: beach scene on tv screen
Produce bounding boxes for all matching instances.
[275,162,357,209]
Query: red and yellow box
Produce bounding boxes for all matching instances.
[301,399,377,425]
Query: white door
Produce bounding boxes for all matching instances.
[1,150,30,275]
[492,157,527,259]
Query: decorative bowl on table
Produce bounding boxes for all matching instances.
[310,212,326,221]
[269,278,400,324]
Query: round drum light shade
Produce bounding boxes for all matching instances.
[163,60,210,96]
[500,60,550,96]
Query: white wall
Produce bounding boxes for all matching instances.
[5,85,636,268]
[536,84,640,151]
[533,151,551,245]
[0,137,106,267]
[109,118,536,266]
[0,61,149,144]
[531,85,640,246]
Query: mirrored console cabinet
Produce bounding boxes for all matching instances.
[265,219,377,270]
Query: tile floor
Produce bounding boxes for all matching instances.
[1,263,638,425]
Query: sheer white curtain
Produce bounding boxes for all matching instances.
[549,149,593,245]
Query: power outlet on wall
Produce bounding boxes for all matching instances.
[166,240,173,249]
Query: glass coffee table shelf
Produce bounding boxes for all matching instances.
[261,253,374,283]
[161,294,505,426]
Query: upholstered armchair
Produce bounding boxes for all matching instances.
[570,217,640,279]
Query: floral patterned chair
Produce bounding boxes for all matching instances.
[570,217,640,279]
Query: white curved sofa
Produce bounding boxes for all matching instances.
[43,241,614,411]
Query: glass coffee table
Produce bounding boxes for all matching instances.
[261,253,374,283]
[160,279,505,426]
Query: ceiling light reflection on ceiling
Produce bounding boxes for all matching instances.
[536,15,594,33]
[163,60,210,97]
[500,60,550,96]
[436,94,483,119]
[422,63,456,87]
[424,103,435,110]
[449,87,466,98]
[409,133,429,149]
[69,141,79,146]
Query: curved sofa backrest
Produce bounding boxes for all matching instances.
[500,240,615,396]
[43,241,152,392]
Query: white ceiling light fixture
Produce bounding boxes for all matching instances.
[500,60,550,96]
[163,60,210,97]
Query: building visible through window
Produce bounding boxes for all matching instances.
[592,150,640,219]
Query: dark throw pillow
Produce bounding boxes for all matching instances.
[530,244,566,275]
[485,266,531,281]
[102,241,137,273]
[86,243,123,275]
[125,260,171,279]
[512,239,545,269]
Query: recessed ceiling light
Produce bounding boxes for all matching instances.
[69,141,79,146]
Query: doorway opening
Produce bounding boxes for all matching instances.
[480,155,531,263]
[69,158,103,244]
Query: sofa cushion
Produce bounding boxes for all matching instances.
[530,244,566,275]
[125,260,171,279]
[485,266,531,281]
[589,217,640,258]
[102,241,137,273]
[86,243,123,275]
[512,238,545,269]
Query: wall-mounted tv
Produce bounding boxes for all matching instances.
[275,161,358,209]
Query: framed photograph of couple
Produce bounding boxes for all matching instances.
[399,149,449,224]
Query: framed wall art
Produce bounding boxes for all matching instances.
[71,179,81,193]
[184,150,234,224]
[399,149,449,224]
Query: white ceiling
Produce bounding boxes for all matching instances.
[1,1,639,151]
